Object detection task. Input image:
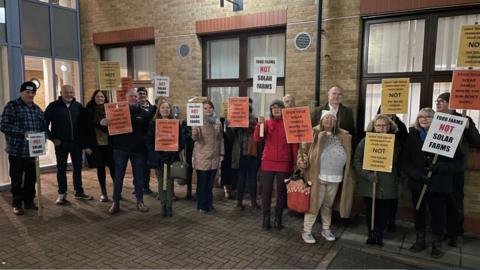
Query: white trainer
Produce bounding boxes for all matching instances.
[321,229,336,241]
[302,232,316,244]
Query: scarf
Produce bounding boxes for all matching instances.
[93,103,108,145]
[207,111,219,124]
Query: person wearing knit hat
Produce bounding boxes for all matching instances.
[320,110,337,121]
[1,81,46,215]
[435,91,480,247]
[254,98,298,230]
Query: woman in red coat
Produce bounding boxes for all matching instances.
[254,100,298,230]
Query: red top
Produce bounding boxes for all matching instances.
[254,118,298,173]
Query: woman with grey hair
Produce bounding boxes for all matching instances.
[400,108,464,258]
[354,114,400,247]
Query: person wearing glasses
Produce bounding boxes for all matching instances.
[353,114,400,247]
[435,92,480,247]
[400,107,464,258]
[137,87,156,195]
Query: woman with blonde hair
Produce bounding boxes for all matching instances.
[298,110,353,243]
[354,114,400,247]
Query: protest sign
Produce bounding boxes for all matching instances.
[155,119,179,151]
[27,132,46,157]
[105,102,133,135]
[449,70,480,110]
[99,61,121,90]
[253,57,277,94]
[187,103,203,126]
[422,112,467,158]
[227,97,249,127]
[457,24,480,68]
[220,102,228,118]
[154,76,170,97]
[282,107,313,143]
[362,132,396,173]
[381,78,409,114]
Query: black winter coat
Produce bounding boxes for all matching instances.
[400,127,464,192]
[84,102,113,168]
[44,97,86,147]
[111,105,150,153]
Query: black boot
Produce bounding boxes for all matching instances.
[262,211,271,230]
[375,230,384,247]
[409,232,426,253]
[273,209,284,230]
[161,205,167,217]
[431,234,444,259]
[166,207,173,217]
[366,230,376,245]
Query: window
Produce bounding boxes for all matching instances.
[101,43,155,103]
[0,0,6,44]
[203,30,286,117]
[55,59,80,100]
[361,10,480,134]
[22,0,51,55]
[51,0,76,9]
[52,7,78,59]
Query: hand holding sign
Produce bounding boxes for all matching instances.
[105,102,133,135]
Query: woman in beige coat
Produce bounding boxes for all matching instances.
[192,100,224,213]
[298,110,353,243]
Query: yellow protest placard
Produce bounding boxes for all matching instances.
[99,61,121,90]
[362,132,395,173]
[457,24,480,68]
[381,78,409,114]
[221,102,228,118]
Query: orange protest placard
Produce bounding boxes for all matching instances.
[450,70,480,110]
[116,90,127,102]
[227,97,249,128]
[105,102,132,136]
[155,119,179,152]
[282,106,313,144]
[121,77,133,91]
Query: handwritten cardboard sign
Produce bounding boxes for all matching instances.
[282,106,313,143]
[154,76,170,97]
[381,78,409,114]
[105,102,133,136]
[362,132,395,173]
[227,97,249,127]
[220,101,228,118]
[186,103,203,126]
[253,57,277,94]
[449,70,480,110]
[457,24,480,68]
[99,61,121,90]
[422,112,467,158]
[155,119,179,151]
[27,132,46,157]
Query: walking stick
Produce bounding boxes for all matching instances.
[371,172,377,231]
[416,154,438,210]
[35,157,42,217]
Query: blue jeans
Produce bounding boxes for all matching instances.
[112,149,145,203]
[54,141,84,196]
[236,155,259,204]
[196,170,216,211]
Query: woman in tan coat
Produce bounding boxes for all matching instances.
[298,110,353,243]
[192,100,224,213]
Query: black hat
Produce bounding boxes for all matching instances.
[20,81,37,92]
[270,99,285,109]
[438,92,450,103]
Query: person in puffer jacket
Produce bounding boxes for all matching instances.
[254,99,298,230]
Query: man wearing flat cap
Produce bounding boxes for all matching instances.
[0,81,47,215]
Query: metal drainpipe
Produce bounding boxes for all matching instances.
[315,0,323,107]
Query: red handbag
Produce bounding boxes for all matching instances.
[286,170,311,213]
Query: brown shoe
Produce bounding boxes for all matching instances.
[109,203,120,215]
[136,202,149,213]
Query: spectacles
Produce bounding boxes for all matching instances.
[418,116,433,119]
[435,99,447,104]
[374,124,389,128]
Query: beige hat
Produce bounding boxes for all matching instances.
[320,110,337,121]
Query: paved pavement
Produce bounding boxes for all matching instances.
[0,169,479,269]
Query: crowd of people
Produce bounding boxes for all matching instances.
[1,81,479,259]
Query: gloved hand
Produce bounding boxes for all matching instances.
[421,175,431,185]
[424,163,438,173]
[367,173,378,184]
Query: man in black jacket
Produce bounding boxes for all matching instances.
[45,85,92,204]
[109,89,150,214]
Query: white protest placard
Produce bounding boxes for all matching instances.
[154,76,170,97]
[422,112,467,158]
[187,103,203,126]
[27,132,46,157]
[253,57,277,94]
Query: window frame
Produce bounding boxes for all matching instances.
[359,6,480,136]
[201,27,286,97]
